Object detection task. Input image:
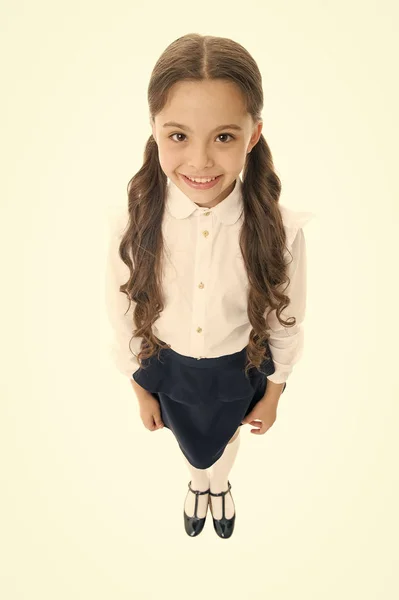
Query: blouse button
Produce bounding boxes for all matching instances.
[202,230,209,237]
[196,327,202,333]
[198,282,204,289]
[204,211,211,216]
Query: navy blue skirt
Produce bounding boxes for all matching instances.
[132,341,287,469]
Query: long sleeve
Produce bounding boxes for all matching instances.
[104,211,143,378]
[265,223,311,384]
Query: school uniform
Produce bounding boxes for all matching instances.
[105,176,315,469]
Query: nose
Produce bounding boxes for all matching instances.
[187,143,215,171]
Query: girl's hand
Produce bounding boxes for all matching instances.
[241,397,278,435]
[138,392,165,432]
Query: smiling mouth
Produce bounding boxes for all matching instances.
[182,174,221,181]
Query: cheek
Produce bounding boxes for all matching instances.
[157,141,180,165]
[157,145,176,173]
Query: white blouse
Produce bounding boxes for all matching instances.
[105,176,315,384]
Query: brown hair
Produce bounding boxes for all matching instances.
[119,33,295,379]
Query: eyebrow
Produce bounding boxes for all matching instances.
[162,121,243,133]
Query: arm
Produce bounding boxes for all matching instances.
[264,380,286,402]
[104,211,143,380]
[264,226,309,398]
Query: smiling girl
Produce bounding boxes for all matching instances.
[105,33,314,539]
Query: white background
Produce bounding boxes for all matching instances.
[1,1,398,598]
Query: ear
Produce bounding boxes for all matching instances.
[247,120,263,153]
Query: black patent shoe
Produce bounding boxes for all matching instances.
[209,481,236,539]
[183,481,210,537]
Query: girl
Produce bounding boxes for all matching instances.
[105,33,314,539]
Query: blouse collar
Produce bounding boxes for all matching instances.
[165,174,316,242]
[165,175,244,225]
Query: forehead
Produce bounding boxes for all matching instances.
[157,80,249,126]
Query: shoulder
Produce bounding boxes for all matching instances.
[277,202,316,248]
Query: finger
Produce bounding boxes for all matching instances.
[144,414,161,431]
[250,425,262,433]
[143,417,157,431]
[154,414,164,429]
[252,424,270,434]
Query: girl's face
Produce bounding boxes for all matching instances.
[151,79,263,208]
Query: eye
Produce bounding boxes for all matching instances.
[169,133,235,143]
[217,133,235,143]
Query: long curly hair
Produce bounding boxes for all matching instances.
[118,33,296,379]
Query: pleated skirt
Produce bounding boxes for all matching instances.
[132,340,287,469]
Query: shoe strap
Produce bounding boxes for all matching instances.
[209,481,232,497]
[209,481,232,520]
[188,481,210,519]
[188,481,210,495]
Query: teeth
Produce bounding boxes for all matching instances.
[186,176,217,183]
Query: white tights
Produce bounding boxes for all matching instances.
[183,430,241,519]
